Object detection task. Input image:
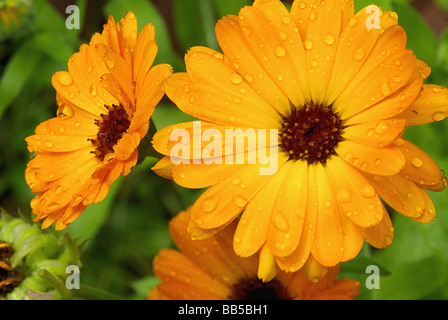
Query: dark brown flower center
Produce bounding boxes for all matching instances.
[279,103,345,165]
[0,241,23,296]
[89,104,131,161]
[229,278,291,300]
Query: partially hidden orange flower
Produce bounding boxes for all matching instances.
[152,0,447,278]
[148,207,360,300]
[25,12,172,230]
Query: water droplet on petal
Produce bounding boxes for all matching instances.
[230,73,243,84]
[375,121,390,134]
[361,185,376,198]
[324,33,335,45]
[233,196,247,208]
[304,39,314,50]
[432,111,445,122]
[274,46,286,57]
[353,48,366,61]
[58,72,73,86]
[272,211,289,232]
[200,194,220,213]
[411,156,423,168]
[57,105,74,118]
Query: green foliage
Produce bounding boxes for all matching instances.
[1,0,448,300]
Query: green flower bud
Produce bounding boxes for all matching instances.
[0,211,82,300]
[0,0,35,41]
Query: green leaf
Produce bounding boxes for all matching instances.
[340,255,392,276]
[0,40,42,117]
[173,0,209,52]
[371,255,448,299]
[212,0,251,16]
[391,2,438,68]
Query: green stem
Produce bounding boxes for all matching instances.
[137,117,164,165]
[74,285,124,300]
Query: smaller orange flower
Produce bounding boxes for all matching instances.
[25,12,172,230]
[148,207,360,300]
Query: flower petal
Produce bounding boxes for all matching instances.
[343,119,406,148]
[215,15,291,112]
[394,138,445,191]
[337,140,405,175]
[399,85,448,126]
[311,163,344,267]
[234,161,291,257]
[190,158,286,230]
[266,160,307,258]
[276,164,318,272]
[326,156,384,228]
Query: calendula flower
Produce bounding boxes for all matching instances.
[148,208,360,300]
[25,12,172,230]
[152,0,447,278]
[0,211,81,300]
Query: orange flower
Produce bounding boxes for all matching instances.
[152,0,447,278]
[148,208,360,300]
[25,12,172,230]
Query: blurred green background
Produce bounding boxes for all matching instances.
[0,0,447,300]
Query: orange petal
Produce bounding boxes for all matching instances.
[364,173,428,219]
[394,138,445,191]
[253,0,310,101]
[326,19,399,105]
[185,47,280,119]
[190,157,287,230]
[96,43,135,106]
[359,207,394,249]
[337,140,405,175]
[276,164,318,272]
[399,85,448,126]
[170,81,280,128]
[303,0,342,104]
[343,119,406,148]
[237,5,305,109]
[120,11,138,52]
[326,156,384,228]
[311,163,344,267]
[336,49,416,120]
[215,15,290,112]
[266,160,308,258]
[347,78,423,126]
[130,63,172,132]
[234,161,291,257]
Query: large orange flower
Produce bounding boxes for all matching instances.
[148,208,360,300]
[25,12,172,230]
[152,0,447,278]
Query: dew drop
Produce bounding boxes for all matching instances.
[272,211,290,232]
[234,196,247,208]
[411,156,423,168]
[324,33,335,45]
[200,194,220,213]
[57,105,74,118]
[375,121,390,134]
[44,141,53,148]
[432,111,445,122]
[361,185,376,198]
[58,72,73,86]
[353,48,366,61]
[304,39,314,50]
[337,189,353,203]
[230,73,243,84]
[274,46,286,57]
[55,186,63,195]
[106,60,115,68]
